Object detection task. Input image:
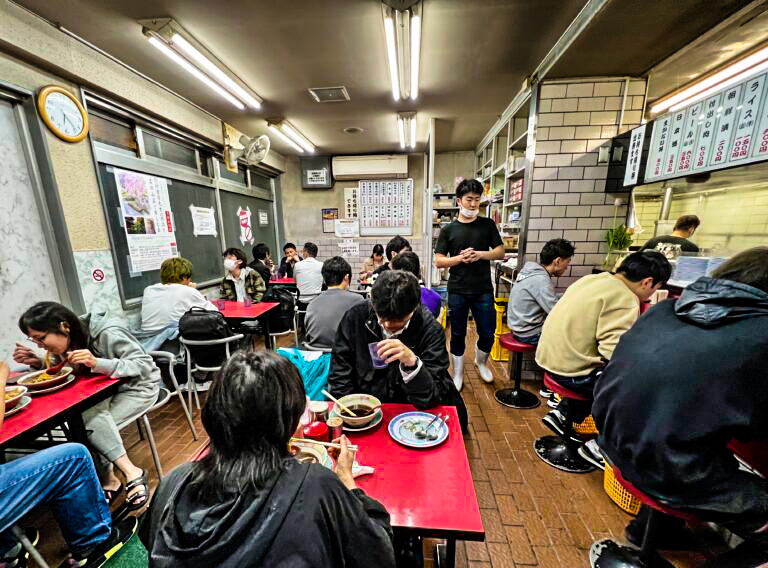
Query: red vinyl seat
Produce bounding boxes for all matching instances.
[543,372,590,401]
[494,334,540,410]
[498,333,536,353]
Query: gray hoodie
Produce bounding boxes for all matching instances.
[506,262,558,338]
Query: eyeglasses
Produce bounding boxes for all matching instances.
[27,332,49,346]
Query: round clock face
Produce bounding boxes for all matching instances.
[44,91,85,138]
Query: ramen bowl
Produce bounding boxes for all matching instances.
[335,394,381,428]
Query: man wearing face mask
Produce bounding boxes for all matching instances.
[328,271,466,429]
[435,179,505,391]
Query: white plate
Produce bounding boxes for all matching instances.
[17,367,74,390]
[388,411,449,449]
[4,395,32,417]
[27,374,76,395]
[290,439,334,469]
[329,407,384,432]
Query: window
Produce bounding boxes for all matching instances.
[88,112,137,155]
[250,170,271,191]
[218,160,247,185]
[143,131,198,170]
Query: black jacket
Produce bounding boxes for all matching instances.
[140,459,395,568]
[277,256,297,279]
[593,277,768,512]
[249,260,273,286]
[328,303,467,430]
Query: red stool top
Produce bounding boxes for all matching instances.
[610,464,699,521]
[543,372,590,401]
[499,333,537,353]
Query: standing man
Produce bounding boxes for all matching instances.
[435,179,505,390]
[641,214,700,253]
[293,242,324,308]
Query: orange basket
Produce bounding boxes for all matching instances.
[604,466,641,515]
[572,414,598,436]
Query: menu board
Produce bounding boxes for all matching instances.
[644,69,768,183]
[623,125,647,186]
[358,179,413,236]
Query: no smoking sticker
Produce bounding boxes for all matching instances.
[91,268,105,283]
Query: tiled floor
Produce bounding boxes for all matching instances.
[16,328,727,567]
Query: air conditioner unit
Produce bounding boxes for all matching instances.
[331,154,408,180]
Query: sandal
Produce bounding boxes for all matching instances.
[102,484,123,506]
[124,470,149,511]
[56,517,138,568]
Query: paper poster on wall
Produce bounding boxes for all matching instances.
[322,208,339,233]
[237,206,254,245]
[344,187,358,218]
[258,210,269,226]
[337,239,359,259]
[306,168,329,186]
[358,179,413,236]
[114,167,177,273]
[334,218,360,237]
[189,205,217,237]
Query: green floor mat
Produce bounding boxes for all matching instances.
[104,533,148,567]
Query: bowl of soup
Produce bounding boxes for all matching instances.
[335,394,381,427]
[17,366,73,390]
[4,385,28,411]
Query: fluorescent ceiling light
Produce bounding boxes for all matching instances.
[397,112,416,149]
[669,57,768,112]
[148,37,245,110]
[410,7,421,100]
[170,34,261,109]
[384,9,400,101]
[653,45,768,114]
[398,116,405,148]
[280,122,315,153]
[268,124,303,153]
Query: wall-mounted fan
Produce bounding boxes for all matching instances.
[225,134,270,172]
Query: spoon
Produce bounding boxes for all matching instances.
[414,413,442,439]
[427,415,450,440]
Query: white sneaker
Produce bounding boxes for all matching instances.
[578,439,605,470]
[451,355,464,391]
[180,380,212,393]
[474,349,494,384]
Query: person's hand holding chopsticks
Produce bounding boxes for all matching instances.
[329,435,357,490]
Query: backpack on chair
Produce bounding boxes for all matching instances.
[179,307,233,369]
[262,286,296,334]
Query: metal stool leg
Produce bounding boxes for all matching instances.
[11,525,49,568]
[141,415,164,478]
[495,351,540,409]
[589,508,674,567]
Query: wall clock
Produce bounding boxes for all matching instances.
[37,85,89,143]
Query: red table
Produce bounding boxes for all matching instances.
[270,278,295,285]
[2,372,120,449]
[729,439,768,477]
[218,301,280,349]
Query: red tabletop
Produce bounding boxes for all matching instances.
[728,439,768,477]
[218,301,279,319]
[1,372,119,447]
[270,278,295,285]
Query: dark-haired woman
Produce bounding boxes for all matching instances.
[13,302,160,511]
[359,244,385,281]
[140,350,395,567]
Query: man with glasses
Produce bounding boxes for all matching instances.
[328,271,462,419]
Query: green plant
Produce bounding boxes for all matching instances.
[605,224,633,251]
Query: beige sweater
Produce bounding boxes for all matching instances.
[535,272,639,377]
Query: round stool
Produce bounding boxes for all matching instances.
[494,334,540,409]
[533,373,595,473]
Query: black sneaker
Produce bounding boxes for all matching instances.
[62,517,138,568]
[578,440,605,470]
[541,410,585,444]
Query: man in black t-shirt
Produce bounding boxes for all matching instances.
[640,214,700,253]
[435,179,505,391]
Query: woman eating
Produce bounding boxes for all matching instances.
[13,302,160,511]
[140,350,395,567]
[219,247,266,303]
[359,244,385,282]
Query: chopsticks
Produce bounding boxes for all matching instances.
[290,437,358,452]
[321,389,356,417]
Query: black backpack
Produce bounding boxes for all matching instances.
[262,286,296,334]
[179,307,233,368]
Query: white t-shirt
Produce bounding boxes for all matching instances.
[141,283,217,333]
[293,257,324,302]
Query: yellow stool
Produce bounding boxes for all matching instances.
[572,415,598,436]
[603,466,641,515]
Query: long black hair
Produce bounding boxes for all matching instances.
[371,244,384,259]
[18,301,89,350]
[190,350,306,500]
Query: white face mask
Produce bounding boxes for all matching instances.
[224,258,238,271]
[459,205,479,219]
[378,317,412,339]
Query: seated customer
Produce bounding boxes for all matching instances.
[328,271,463,424]
[304,256,365,350]
[372,236,411,277]
[219,247,265,303]
[141,351,395,567]
[14,302,161,511]
[535,251,671,447]
[641,214,700,253]
[391,251,442,319]
[0,362,137,568]
[248,243,273,285]
[293,242,323,306]
[507,238,574,345]
[277,242,300,279]
[592,247,768,566]
[359,244,385,281]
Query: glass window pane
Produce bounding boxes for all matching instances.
[143,132,197,169]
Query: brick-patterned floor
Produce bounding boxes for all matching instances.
[17,328,727,566]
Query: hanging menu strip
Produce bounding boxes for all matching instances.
[644,67,768,183]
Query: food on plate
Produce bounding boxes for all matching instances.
[26,368,67,383]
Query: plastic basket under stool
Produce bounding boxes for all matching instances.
[603,466,641,515]
[572,414,598,436]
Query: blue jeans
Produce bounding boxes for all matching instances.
[549,368,603,423]
[448,292,496,357]
[0,443,111,555]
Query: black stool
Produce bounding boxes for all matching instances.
[494,333,540,409]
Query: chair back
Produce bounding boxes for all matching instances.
[180,334,244,372]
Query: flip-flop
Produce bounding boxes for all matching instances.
[102,484,123,507]
[124,470,149,511]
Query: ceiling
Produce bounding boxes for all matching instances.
[15,0,587,155]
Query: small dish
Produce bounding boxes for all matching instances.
[4,385,28,411]
[388,411,449,449]
[17,366,73,390]
[4,395,32,417]
[289,439,334,470]
[334,394,381,428]
[27,374,76,395]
